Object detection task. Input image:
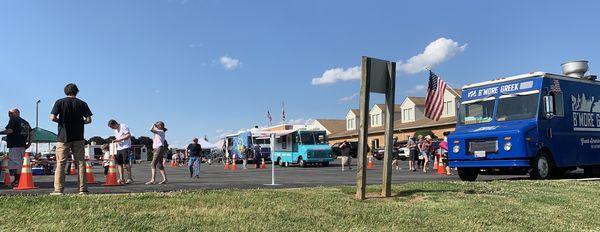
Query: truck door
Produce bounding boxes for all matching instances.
[542,89,574,166]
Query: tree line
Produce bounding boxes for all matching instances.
[87,136,153,149]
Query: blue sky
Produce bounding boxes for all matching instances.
[1,0,600,149]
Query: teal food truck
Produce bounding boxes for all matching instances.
[272,129,334,167]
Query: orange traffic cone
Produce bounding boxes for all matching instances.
[102,155,121,186]
[224,159,230,170]
[69,160,77,175]
[433,157,439,170]
[2,156,11,186]
[232,159,237,171]
[84,159,97,184]
[14,153,37,190]
[367,156,374,169]
[261,159,266,169]
[437,159,445,174]
[170,160,177,168]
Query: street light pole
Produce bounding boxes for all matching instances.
[36,100,40,155]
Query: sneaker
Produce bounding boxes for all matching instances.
[78,190,90,195]
[125,179,133,184]
[50,192,64,196]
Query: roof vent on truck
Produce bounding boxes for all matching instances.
[561,60,596,80]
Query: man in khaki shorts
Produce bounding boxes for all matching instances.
[50,83,93,195]
[0,108,32,187]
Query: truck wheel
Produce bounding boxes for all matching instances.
[457,168,479,181]
[322,162,329,167]
[298,157,306,168]
[530,153,553,179]
[278,158,285,167]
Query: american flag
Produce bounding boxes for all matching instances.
[267,110,272,125]
[424,70,447,121]
[281,102,286,122]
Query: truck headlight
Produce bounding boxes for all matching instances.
[453,145,460,153]
[504,142,512,151]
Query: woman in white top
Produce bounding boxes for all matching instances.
[146,121,168,185]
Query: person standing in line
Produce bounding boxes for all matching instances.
[241,144,248,169]
[0,108,32,187]
[416,135,424,170]
[50,83,93,195]
[440,131,452,175]
[101,144,110,176]
[186,138,202,178]
[419,135,433,173]
[253,143,262,169]
[146,121,168,185]
[221,142,227,164]
[340,140,352,170]
[108,119,133,184]
[406,135,418,172]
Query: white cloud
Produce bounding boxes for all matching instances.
[338,92,359,103]
[311,66,361,85]
[404,85,427,94]
[397,37,467,74]
[189,43,202,48]
[310,38,466,85]
[219,56,241,70]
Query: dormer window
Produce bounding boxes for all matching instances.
[347,118,356,130]
[403,108,414,122]
[371,113,383,127]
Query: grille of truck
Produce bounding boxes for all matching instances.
[467,138,498,154]
[311,150,330,158]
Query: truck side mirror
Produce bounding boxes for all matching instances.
[543,95,555,119]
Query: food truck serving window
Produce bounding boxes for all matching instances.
[496,90,539,122]
[459,97,495,125]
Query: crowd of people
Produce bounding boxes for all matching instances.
[0,83,212,195]
[0,83,452,195]
[405,132,452,175]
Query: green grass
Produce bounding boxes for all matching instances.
[0,180,599,232]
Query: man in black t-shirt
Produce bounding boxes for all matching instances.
[0,108,32,187]
[186,138,202,178]
[50,83,93,195]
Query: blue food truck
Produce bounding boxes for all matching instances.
[272,129,334,167]
[449,61,600,181]
[225,131,271,162]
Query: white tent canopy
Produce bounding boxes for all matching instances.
[199,139,217,150]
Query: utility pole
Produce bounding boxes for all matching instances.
[36,100,41,155]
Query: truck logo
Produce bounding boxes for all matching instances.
[571,93,600,131]
[466,81,533,99]
[472,126,499,132]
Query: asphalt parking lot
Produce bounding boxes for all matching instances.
[0,158,526,196]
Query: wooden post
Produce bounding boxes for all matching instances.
[382,62,396,197]
[356,56,371,200]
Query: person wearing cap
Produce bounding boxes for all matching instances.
[0,108,32,187]
[147,121,168,185]
[186,138,202,178]
[108,119,133,184]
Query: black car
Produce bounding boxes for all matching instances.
[331,142,370,159]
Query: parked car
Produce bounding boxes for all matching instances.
[372,141,408,160]
[331,142,368,159]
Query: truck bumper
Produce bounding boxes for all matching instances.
[450,159,530,168]
[307,158,334,163]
